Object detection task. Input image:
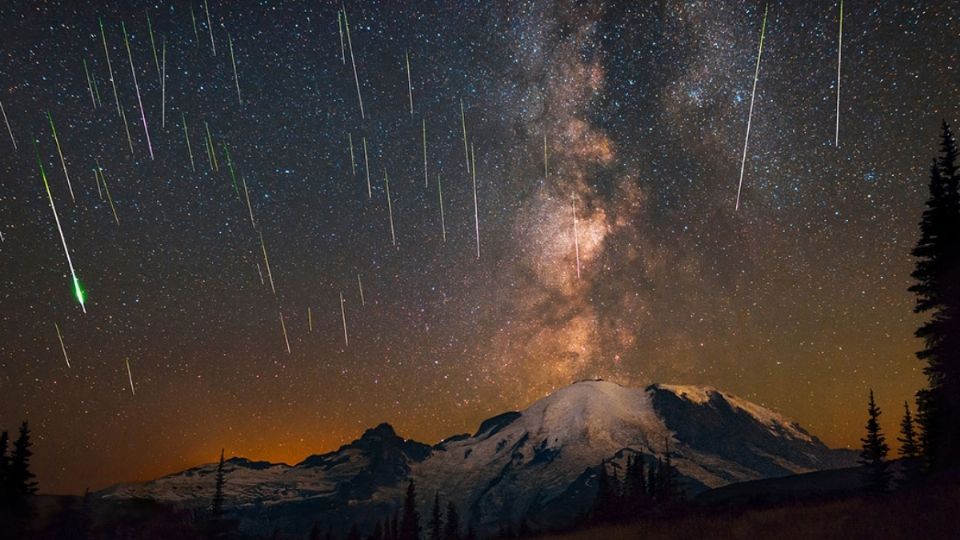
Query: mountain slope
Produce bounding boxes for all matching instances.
[100,380,856,534]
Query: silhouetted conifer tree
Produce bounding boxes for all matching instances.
[211,449,226,516]
[399,479,421,540]
[911,121,960,471]
[346,523,362,540]
[899,401,919,459]
[591,460,619,522]
[859,390,892,492]
[9,421,37,505]
[309,521,322,540]
[369,520,383,540]
[391,510,400,540]
[443,501,460,540]
[428,492,442,540]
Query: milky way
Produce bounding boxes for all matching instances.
[0,1,956,493]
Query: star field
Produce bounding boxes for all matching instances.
[0,0,957,494]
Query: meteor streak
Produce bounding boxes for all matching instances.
[348,133,356,175]
[543,132,548,184]
[241,175,255,228]
[90,66,102,107]
[229,34,241,105]
[461,99,469,173]
[1,100,16,150]
[122,22,154,160]
[735,4,768,212]
[572,195,581,280]
[146,11,161,82]
[337,10,345,64]
[223,143,240,196]
[36,141,85,313]
[438,172,446,243]
[54,322,71,368]
[259,231,276,294]
[161,37,166,128]
[422,118,428,188]
[357,274,365,306]
[47,112,75,203]
[405,51,413,115]
[121,107,135,156]
[182,113,195,171]
[384,169,396,248]
[342,7,364,119]
[190,6,199,46]
[279,311,291,353]
[362,136,371,198]
[83,58,97,109]
[835,0,843,146]
[99,18,121,119]
[96,160,120,226]
[308,307,313,332]
[204,0,216,55]
[205,121,219,171]
[125,358,135,395]
[339,291,349,346]
[93,168,102,200]
[471,144,480,259]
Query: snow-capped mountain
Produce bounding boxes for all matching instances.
[99,380,856,534]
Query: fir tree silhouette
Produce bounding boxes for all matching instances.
[346,523,362,540]
[428,492,443,540]
[10,421,38,501]
[859,390,892,492]
[207,448,229,539]
[443,501,461,540]
[308,521,322,540]
[399,479,421,540]
[910,121,960,471]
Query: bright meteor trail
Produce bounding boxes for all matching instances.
[342,6,364,120]
[125,358,135,395]
[572,195,581,280]
[259,231,276,294]
[35,141,85,313]
[339,291,349,347]
[99,18,121,119]
[384,169,396,248]
[735,4,768,212]
[0,100,15,150]
[229,34,241,105]
[279,311,291,354]
[122,22,154,160]
[54,322,71,369]
[47,112,74,203]
[405,51,414,115]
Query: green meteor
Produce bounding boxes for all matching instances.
[35,141,86,313]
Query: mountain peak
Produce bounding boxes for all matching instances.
[361,422,398,440]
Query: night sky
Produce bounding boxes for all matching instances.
[0,0,956,494]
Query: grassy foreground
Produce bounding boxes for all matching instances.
[538,477,960,540]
